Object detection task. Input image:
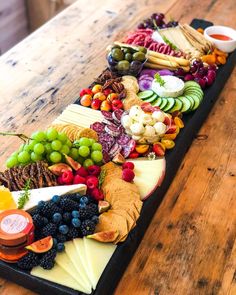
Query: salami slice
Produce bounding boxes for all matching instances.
[102,151,111,163]
[99,132,115,145]
[104,125,120,137]
[101,111,113,120]
[117,134,130,145]
[102,119,118,128]
[112,109,124,122]
[90,122,105,133]
[109,143,122,158]
[121,146,132,158]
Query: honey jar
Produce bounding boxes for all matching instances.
[0,209,34,263]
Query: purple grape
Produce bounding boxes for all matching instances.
[208,65,217,71]
[194,72,204,79]
[155,18,163,26]
[158,13,165,20]
[190,65,198,73]
[193,60,203,68]
[151,13,158,19]
[207,70,216,80]
[161,24,168,29]
[198,67,208,76]
[138,23,145,29]
[195,78,206,89]
[175,68,185,77]
[184,74,194,81]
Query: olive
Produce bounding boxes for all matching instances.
[111,48,124,61]
[130,60,142,74]
[107,54,118,66]
[111,45,121,50]
[125,53,132,61]
[137,46,147,53]
[123,47,132,54]
[117,60,130,71]
[132,51,146,62]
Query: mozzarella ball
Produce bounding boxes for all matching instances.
[132,135,142,141]
[152,110,165,122]
[143,125,156,137]
[130,123,145,135]
[140,113,154,125]
[121,115,132,128]
[129,105,142,120]
[154,122,167,135]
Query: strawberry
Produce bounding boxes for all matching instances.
[73,175,86,184]
[122,162,135,170]
[75,167,88,177]
[86,176,99,190]
[122,168,135,182]
[61,170,74,184]
[87,165,101,176]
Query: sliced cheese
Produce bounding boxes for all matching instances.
[11,184,87,211]
[84,237,117,289]
[31,263,85,292]
[55,251,91,294]
[65,241,92,292]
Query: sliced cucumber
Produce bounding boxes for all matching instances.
[159,98,168,110]
[185,95,195,110]
[162,97,175,112]
[144,93,158,103]
[178,96,192,113]
[184,81,201,89]
[138,90,154,100]
[152,97,162,107]
[191,95,202,110]
[185,90,203,101]
[169,98,183,113]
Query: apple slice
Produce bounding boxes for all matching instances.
[129,157,166,200]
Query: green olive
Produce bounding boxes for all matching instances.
[125,53,132,61]
[137,46,147,53]
[111,45,121,50]
[111,48,124,61]
[123,47,132,54]
[132,51,146,62]
[117,60,130,71]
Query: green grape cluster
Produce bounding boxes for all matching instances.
[6,128,103,169]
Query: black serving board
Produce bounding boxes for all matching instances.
[0,19,235,295]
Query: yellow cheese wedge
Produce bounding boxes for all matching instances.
[83,237,117,289]
[55,251,91,294]
[65,241,92,292]
[31,263,85,292]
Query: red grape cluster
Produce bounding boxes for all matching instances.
[174,60,217,89]
[137,13,178,30]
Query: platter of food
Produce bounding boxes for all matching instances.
[0,14,235,295]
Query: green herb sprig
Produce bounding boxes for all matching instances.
[162,36,179,51]
[18,179,31,209]
[98,169,106,189]
[154,73,166,87]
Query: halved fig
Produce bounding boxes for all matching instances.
[26,236,53,253]
[65,155,81,170]
[98,200,110,213]
[87,231,118,243]
[48,163,72,176]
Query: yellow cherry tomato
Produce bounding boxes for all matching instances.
[161,139,175,149]
[163,133,177,140]
[135,144,149,154]
[174,117,184,128]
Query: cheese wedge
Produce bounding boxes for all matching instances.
[83,237,117,289]
[11,184,87,211]
[55,251,91,294]
[31,263,85,292]
[65,241,92,292]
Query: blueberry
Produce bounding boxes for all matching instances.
[80,196,89,204]
[91,215,99,224]
[38,200,45,208]
[59,225,69,235]
[52,213,62,224]
[79,203,86,209]
[52,195,60,204]
[72,218,81,228]
[43,217,49,225]
[57,243,65,252]
[72,210,80,218]
[53,238,58,247]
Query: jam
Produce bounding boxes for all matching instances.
[210,34,232,41]
[0,209,34,263]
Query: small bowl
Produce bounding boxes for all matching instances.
[204,25,236,53]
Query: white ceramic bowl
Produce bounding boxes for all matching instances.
[204,25,236,53]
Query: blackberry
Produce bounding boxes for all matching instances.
[78,207,89,220]
[67,226,80,240]
[63,212,72,224]
[86,203,99,218]
[81,220,95,236]
[32,214,45,228]
[40,202,63,218]
[56,233,67,243]
[17,252,39,270]
[42,223,57,237]
[59,197,79,211]
[39,249,57,270]
[70,193,81,203]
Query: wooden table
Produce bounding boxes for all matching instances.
[0,0,235,294]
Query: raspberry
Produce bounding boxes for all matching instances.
[76,167,88,177]
[91,188,104,201]
[57,175,64,185]
[86,176,99,190]
[73,175,86,184]
[122,162,135,170]
[61,170,74,185]
[87,165,101,176]
[122,168,135,182]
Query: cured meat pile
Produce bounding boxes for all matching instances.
[90,110,135,162]
[124,28,183,57]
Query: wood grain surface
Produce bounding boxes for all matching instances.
[0,0,235,294]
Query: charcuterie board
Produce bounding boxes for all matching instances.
[0,18,235,295]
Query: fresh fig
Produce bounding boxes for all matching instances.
[65,155,81,170]
[112,153,126,165]
[26,236,53,253]
[98,200,110,213]
[87,231,118,243]
[48,163,72,176]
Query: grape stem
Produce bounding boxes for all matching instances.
[0,132,30,143]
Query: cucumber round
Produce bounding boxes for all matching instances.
[169,98,183,113]
[162,98,175,112]
[159,98,168,110]
[138,90,154,100]
[152,97,162,107]
[144,93,158,103]
[178,96,192,113]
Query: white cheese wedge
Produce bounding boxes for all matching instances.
[83,237,117,289]
[55,251,91,294]
[31,263,84,292]
[11,184,87,211]
[152,75,184,98]
[65,241,92,292]
[129,157,166,200]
